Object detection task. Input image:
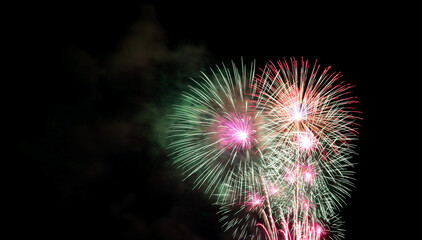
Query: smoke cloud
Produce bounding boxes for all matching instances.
[16,4,227,240]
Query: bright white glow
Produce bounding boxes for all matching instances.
[237,131,248,141]
[247,193,263,208]
[315,225,324,237]
[304,172,313,182]
[303,169,316,184]
[297,132,317,151]
[300,135,312,148]
[253,198,262,205]
[291,103,306,121]
[316,226,323,235]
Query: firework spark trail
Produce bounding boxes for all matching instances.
[168,58,361,240]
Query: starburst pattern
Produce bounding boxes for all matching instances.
[167,61,264,202]
[168,58,361,239]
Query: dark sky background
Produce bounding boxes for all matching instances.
[12,2,414,239]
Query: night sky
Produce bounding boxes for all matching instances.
[13,2,413,239]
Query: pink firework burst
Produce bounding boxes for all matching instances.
[245,192,264,210]
[290,101,307,122]
[277,86,309,123]
[218,113,255,150]
[254,57,361,159]
[301,164,317,184]
[296,131,318,152]
[303,170,316,184]
[268,185,279,195]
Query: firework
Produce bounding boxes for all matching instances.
[255,58,360,222]
[167,58,361,240]
[253,58,360,159]
[167,60,265,202]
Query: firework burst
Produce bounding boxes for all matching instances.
[167,58,361,240]
[167,61,265,202]
[254,58,360,160]
[255,58,360,223]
